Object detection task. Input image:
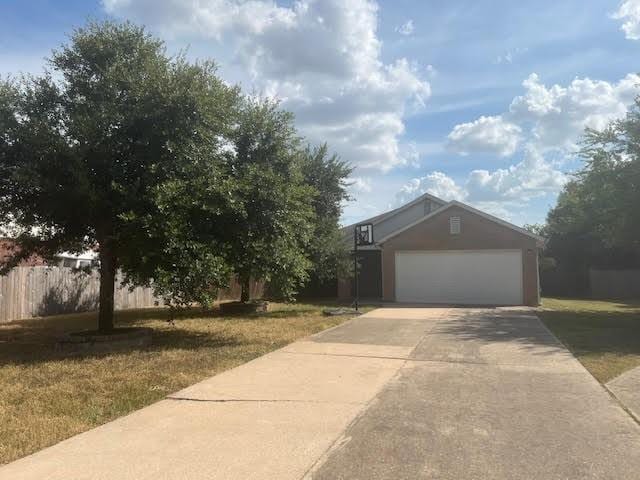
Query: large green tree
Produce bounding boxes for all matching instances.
[224,98,315,302]
[300,144,352,282]
[0,22,239,331]
[545,94,640,276]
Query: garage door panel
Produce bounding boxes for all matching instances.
[395,250,523,305]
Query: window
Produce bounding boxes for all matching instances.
[62,257,76,268]
[449,216,461,235]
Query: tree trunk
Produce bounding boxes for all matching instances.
[98,241,117,332]
[240,276,251,303]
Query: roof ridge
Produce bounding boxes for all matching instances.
[341,191,446,230]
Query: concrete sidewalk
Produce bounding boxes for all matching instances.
[2,307,640,480]
[607,365,640,422]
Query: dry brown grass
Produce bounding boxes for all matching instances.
[0,303,356,464]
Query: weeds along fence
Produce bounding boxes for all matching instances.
[0,266,263,323]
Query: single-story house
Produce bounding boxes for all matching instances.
[339,193,543,306]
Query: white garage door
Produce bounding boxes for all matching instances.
[395,250,523,305]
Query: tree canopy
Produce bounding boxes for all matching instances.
[222,98,315,302]
[0,21,351,331]
[543,91,640,289]
[300,144,352,282]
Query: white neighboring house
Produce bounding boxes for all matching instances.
[56,250,99,269]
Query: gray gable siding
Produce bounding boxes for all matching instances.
[341,193,445,249]
[373,199,439,243]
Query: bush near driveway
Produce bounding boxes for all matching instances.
[539,297,640,383]
[0,304,353,464]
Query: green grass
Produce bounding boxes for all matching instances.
[0,303,358,465]
[539,297,640,383]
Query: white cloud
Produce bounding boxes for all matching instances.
[395,145,567,221]
[438,71,638,223]
[348,176,373,194]
[612,0,640,40]
[447,115,522,157]
[395,171,466,206]
[465,146,566,202]
[396,19,414,36]
[509,72,640,151]
[509,73,562,116]
[447,72,639,156]
[103,0,431,172]
[103,0,295,41]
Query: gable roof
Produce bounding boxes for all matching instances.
[376,200,544,245]
[342,191,446,232]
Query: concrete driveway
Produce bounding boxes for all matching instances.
[2,308,640,479]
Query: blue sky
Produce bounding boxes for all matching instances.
[2,0,639,226]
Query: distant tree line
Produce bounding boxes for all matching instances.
[0,21,351,332]
[530,93,640,296]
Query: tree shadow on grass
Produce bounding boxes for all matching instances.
[0,327,244,367]
[538,307,640,358]
[142,327,243,353]
[116,305,322,322]
[253,308,319,319]
[5,305,231,330]
[0,309,247,367]
[0,301,335,367]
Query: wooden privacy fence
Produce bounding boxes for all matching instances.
[0,266,264,323]
[589,269,640,299]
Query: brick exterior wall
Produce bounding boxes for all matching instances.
[379,206,540,306]
[0,239,47,267]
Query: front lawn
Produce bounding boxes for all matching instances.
[0,303,356,464]
[539,297,640,383]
